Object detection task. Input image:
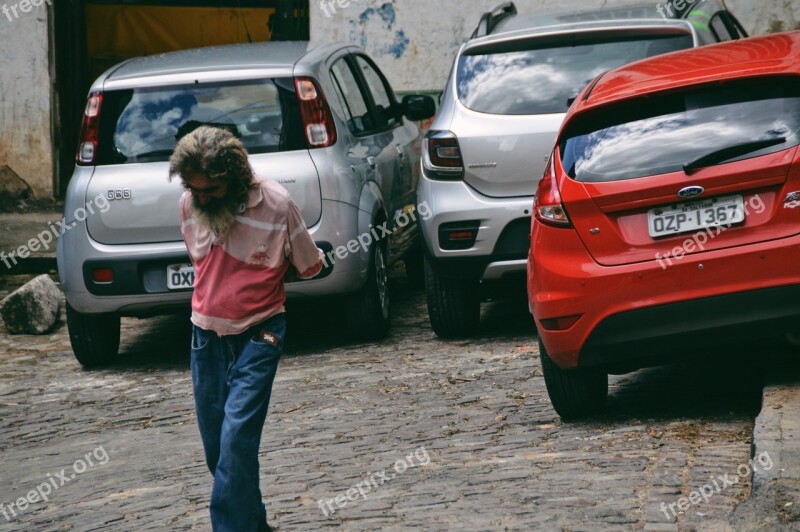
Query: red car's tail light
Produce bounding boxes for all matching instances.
[76,92,102,165]
[423,130,464,180]
[295,77,337,148]
[535,155,571,227]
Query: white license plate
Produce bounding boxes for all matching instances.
[167,263,195,290]
[648,195,745,238]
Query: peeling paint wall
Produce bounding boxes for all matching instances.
[726,0,800,35]
[0,3,52,200]
[311,0,799,92]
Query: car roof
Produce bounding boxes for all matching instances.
[574,31,800,113]
[104,41,319,82]
[492,2,671,34]
[464,18,694,53]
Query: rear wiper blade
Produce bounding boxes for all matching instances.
[683,137,786,175]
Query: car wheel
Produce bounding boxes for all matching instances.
[424,255,480,338]
[345,243,390,340]
[539,337,607,420]
[66,304,121,368]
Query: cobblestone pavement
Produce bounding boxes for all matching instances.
[0,271,764,531]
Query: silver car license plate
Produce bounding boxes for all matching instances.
[167,263,195,290]
[648,195,745,238]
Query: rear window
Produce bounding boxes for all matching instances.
[96,78,307,165]
[456,34,693,115]
[559,77,800,183]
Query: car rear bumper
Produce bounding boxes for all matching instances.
[417,172,532,281]
[529,224,800,370]
[58,201,367,316]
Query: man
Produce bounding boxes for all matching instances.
[169,126,323,531]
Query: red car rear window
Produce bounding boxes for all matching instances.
[559,76,800,182]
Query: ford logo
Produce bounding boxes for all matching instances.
[678,186,704,199]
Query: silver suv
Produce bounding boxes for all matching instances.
[419,0,747,337]
[58,41,435,366]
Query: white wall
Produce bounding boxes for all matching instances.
[311,0,800,92]
[0,0,52,199]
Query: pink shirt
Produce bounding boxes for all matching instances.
[179,178,323,336]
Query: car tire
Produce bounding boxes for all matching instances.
[539,337,607,420]
[66,304,121,368]
[424,255,480,338]
[345,243,390,341]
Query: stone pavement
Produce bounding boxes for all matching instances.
[0,267,786,531]
[0,210,798,530]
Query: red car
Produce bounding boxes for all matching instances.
[528,31,800,419]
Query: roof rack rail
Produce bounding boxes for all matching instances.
[470,2,518,39]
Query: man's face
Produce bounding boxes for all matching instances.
[184,172,230,211]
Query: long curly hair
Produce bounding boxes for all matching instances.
[168,125,255,204]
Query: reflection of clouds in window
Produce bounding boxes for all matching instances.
[459,54,577,114]
[574,113,750,180]
[457,39,687,115]
[115,92,196,155]
[113,83,280,157]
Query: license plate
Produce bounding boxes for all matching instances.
[648,195,745,238]
[167,263,195,290]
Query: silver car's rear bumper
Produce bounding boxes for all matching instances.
[58,200,368,316]
[418,171,532,282]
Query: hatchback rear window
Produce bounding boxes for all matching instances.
[560,77,800,183]
[456,34,693,115]
[96,78,307,165]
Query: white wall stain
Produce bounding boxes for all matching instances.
[0,1,797,198]
[0,6,52,199]
[311,0,799,92]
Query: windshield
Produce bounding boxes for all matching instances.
[456,34,693,115]
[96,78,306,165]
[559,77,800,182]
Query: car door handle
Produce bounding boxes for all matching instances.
[366,156,377,169]
[395,144,404,159]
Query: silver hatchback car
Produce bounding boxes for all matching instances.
[419,0,747,337]
[58,41,435,366]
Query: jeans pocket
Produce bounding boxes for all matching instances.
[191,326,213,351]
[248,315,286,351]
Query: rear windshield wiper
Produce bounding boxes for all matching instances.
[683,137,786,175]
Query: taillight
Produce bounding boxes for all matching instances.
[422,130,464,180]
[534,154,571,227]
[294,77,337,148]
[76,92,102,165]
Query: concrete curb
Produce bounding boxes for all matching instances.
[731,358,800,530]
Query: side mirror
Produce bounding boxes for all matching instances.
[402,94,436,122]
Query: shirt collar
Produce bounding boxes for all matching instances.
[244,185,263,211]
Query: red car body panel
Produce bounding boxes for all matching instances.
[529,31,800,370]
[582,32,800,111]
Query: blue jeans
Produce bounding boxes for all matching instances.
[191,313,286,532]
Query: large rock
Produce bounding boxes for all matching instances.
[0,274,61,334]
